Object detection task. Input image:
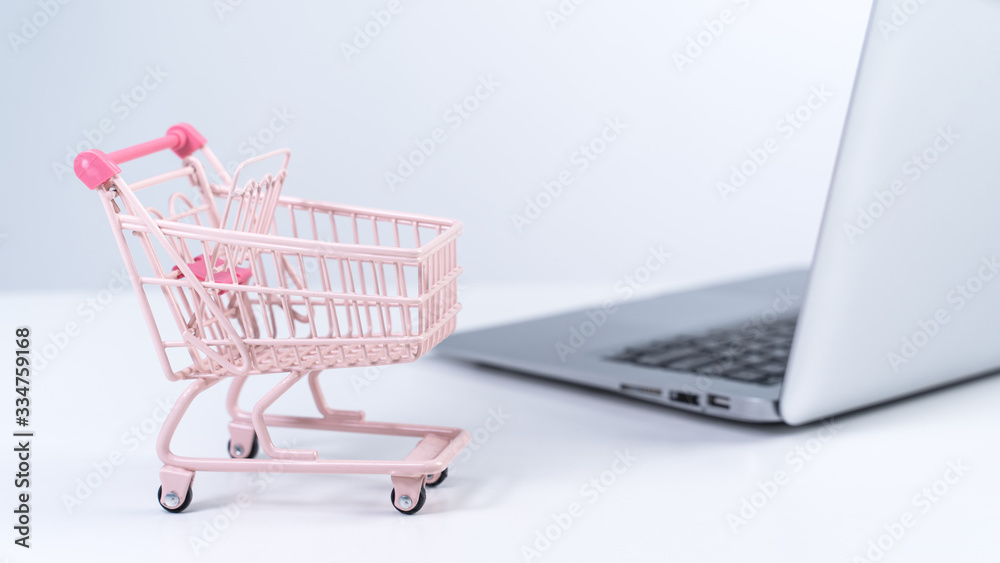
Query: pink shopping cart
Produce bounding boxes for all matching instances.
[73,123,468,514]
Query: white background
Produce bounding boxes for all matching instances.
[1,0,872,293]
[11,2,975,563]
[5,284,1000,563]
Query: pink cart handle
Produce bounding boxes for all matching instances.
[74,123,207,189]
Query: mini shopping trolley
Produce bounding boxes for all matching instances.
[73,123,468,514]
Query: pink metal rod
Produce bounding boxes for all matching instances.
[112,123,207,163]
[74,123,207,189]
[107,133,182,165]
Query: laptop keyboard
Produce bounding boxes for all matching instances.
[608,317,798,386]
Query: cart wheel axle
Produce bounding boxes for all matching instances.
[390,485,427,515]
[228,435,260,459]
[426,467,449,488]
[158,485,193,513]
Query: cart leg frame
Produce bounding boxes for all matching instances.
[156,372,470,513]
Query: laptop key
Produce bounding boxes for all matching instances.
[768,351,790,362]
[741,342,770,353]
[739,354,770,366]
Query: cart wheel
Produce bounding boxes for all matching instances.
[426,467,449,488]
[157,485,193,513]
[227,435,259,459]
[390,485,427,515]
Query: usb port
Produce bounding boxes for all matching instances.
[708,395,731,409]
[668,391,700,406]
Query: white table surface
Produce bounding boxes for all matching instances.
[3,281,999,563]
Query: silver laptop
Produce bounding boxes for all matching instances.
[437,0,1000,425]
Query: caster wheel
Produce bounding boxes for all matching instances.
[228,435,259,459]
[390,485,427,515]
[426,467,449,488]
[157,485,193,513]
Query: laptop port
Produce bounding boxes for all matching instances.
[668,391,700,406]
[620,384,662,396]
[708,394,731,409]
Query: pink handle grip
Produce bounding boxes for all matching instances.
[74,123,207,189]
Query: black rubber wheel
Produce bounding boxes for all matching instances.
[157,485,193,513]
[227,435,259,459]
[390,485,427,515]
[426,467,449,488]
